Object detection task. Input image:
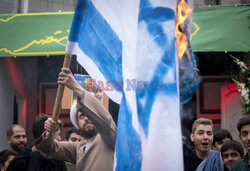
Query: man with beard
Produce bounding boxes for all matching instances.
[34,68,116,171]
[183,118,223,171]
[6,125,27,154]
[7,114,67,171]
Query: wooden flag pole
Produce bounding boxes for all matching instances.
[52,53,72,122]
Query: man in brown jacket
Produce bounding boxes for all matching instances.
[34,68,117,171]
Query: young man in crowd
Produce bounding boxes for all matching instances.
[6,124,27,154]
[221,140,244,171]
[0,150,15,171]
[64,127,84,171]
[212,129,233,151]
[184,118,223,171]
[231,115,250,170]
[34,68,116,171]
[65,127,84,143]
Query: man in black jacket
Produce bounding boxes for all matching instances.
[7,114,67,171]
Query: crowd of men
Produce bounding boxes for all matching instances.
[1,68,250,171]
[183,117,249,171]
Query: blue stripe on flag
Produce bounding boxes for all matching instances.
[115,95,142,171]
[69,0,123,83]
[68,0,184,170]
[136,0,177,136]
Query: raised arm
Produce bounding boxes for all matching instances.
[58,68,117,149]
[58,68,85,99]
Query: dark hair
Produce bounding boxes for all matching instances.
[65,127,81,141]
[0,150,16,165]
[212,129,233,146]
[32,114,50,139]
[6,124,25,138]
[32,114,64,139]
[237,115,250,132]
[221,140,244,158]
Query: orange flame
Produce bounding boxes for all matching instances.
[175,0,192,59]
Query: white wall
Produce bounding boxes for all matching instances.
[0,59,14,151]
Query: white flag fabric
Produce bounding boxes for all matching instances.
[66,0,183,170]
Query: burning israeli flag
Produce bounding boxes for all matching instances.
[66,0,198,170]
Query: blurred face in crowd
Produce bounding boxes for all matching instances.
[77,111,97,139]
[222,149,243,170]
[0,154,15,171]
[191,124,213,158]
[6,126,27,153]
[68,132,84,142]
[214,137,231,151]
[239,124,250,152]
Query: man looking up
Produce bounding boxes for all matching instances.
[6,124,27,154]
[231,115,250,171]
[34,68,116,171]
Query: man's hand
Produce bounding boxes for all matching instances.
[58,68,84,99]
[58,68,78,90]
[44,118,60,133]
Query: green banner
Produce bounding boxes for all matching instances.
[0,12,73,57]
[0,6,249,57]
[191,6,250,52]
